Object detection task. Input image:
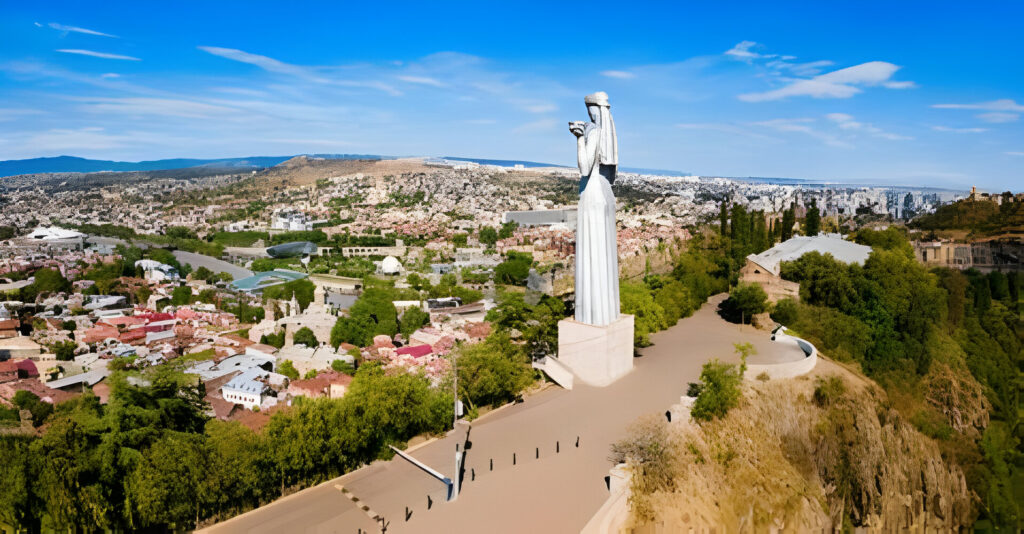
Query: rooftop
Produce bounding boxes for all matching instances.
[746,234,872,276]
[230,269,308,292]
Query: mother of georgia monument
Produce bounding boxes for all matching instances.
[569,91,620,326]
[548,92,634,388]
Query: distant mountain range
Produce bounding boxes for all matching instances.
[0,154,387,177]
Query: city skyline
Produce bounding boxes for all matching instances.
[2,1,1022,190]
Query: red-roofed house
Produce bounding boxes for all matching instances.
[287,371,353,399]
[396,345,432,358]
[81,325,120,344]
[0,319,19,339]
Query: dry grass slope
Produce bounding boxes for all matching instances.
[624,362,975,532]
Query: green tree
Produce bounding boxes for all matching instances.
[456,332,533,410]
[498,221,518,239]
[718,283,768,324]
[49,340,77,361]
[277,360,299,380]
[620,281,667,347]
[292,327,319,347]
[494,251,532,285]
[171,285,193,306]
[478,226,498,246]
[399,306,430,338]
[127,432,207,529]
[804,200,821,236]
[781,204,795,241]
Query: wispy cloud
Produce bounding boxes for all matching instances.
[725,41,776,62]
[57,49,140,61]
[198,46,401,95]
[976,112,1018,123]
[740,61,914,102]
[932,125,987,133]
[600,70,635,79]
[825,112,912,140]
[48,22,117,38]
[199,46,324,81]
[72,97,238,119]
[932,99,1022,124]
[1006,151,1024,156]
[752,118,852,148]
[397,75,446,87]
[932,99,1024,112]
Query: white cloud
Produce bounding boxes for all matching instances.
[48,22,116,38]
[725,41,776,61]
[600,70,635,79]
[825,112,911,140]
[397,75,446,87]
[766,59,834,77]
[72,97,238,119]
[739,61,913,102]
[1006,151,1024,156]
[976,112,1018,123]
[57,49,140,61]
[752,118,852,148]
[100,73,120,79]
[932,125,987,133]
[199,46,323,81]
[198,46,401,95]
[932,99,1024,112]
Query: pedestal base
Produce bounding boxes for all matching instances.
[555,314,634,387]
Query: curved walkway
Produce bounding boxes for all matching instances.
[200,294,798,534]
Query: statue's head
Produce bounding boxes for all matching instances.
[584,92,610,123]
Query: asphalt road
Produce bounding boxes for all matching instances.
[200,295,802,534]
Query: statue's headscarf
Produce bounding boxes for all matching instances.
[584,91,618,166]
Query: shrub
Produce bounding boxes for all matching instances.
[277,360,299,380]
[690,359,744,421]
[812,376,846,407]
[770,298,798,325]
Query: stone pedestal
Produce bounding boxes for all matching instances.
[555,314,634,387]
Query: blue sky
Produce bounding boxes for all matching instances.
[1,1,1022,190]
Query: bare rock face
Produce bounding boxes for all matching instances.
[623,366,976,532]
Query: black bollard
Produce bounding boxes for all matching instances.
[535,447,539,459]
[576,436,580,448]
[405,507,411,521]
[471,468,475,481]
[427,495,433,510]
[490,458,493,471]
[513,452,516,465]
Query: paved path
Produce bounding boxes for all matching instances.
[201,295,801,534]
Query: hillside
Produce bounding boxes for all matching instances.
[620,361,977,531]
[911,196,1024,236]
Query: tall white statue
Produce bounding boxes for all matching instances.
[569,91,620,326]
